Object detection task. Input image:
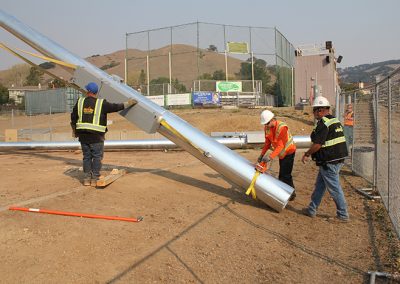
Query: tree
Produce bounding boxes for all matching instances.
[138,69,146,85]
[0,83,9,104]
[24,67,43,86]
[150,77,187,95]
[172,79,187,93]
[198,73,213,80]
[6,64,30,87]
[207,45,218,52]
[48,78,66,88]
[212,70,225,80]
[340,82,358,92]
[236,57,271,94]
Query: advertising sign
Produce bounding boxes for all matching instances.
[216,81,242,92]
[166,93,191,106]
[192,92,220,106]
[148,95,164,106]
[227,42,249,54]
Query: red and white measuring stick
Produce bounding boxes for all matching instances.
[9,207,143,223]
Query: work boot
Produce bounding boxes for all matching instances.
[90,179,98,187]
[83,178,91,186]
[335,216,349,223]
[289,191,296,201]
[302,207,316,218]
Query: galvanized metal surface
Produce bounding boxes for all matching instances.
[1,10,294,211]
[0,137,246,150]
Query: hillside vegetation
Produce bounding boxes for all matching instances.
[338,59,400,84]
[0,44,245,88]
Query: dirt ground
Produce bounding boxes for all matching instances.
[0,107,399,283]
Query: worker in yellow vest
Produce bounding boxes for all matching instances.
[71,82,137,186]
[257,110,297,200]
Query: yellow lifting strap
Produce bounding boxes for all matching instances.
[0,42,77,69]
[246,171,260,199]
[0,42,84,93]
[159,119,202,153]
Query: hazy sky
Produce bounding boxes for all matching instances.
[1,0,399,70]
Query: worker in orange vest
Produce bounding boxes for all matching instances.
[257,110,297,200]
[343,103,354,147]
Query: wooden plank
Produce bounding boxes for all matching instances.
[96,169,126,187]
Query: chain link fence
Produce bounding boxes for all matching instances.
[339,67,400,238]
[126,22,294,106]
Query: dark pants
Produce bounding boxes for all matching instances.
[81,142,104,179]
[279,152,295,188]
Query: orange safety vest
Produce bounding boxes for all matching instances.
[344,111,354,126]
[264,120,296,159]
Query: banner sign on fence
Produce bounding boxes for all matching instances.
[227,42,249,54]
[216,81,242,92]
[166,93,191,106]
[192,92,220,106]
[148,95,165,106]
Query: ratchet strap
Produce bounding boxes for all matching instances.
[246,171,260,199]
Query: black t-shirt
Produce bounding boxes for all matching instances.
[311,119,329,145]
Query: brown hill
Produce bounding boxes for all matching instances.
[0,44,244,88]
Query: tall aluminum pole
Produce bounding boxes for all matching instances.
[0,10,294,212]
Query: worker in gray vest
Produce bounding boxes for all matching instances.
[71,82,137,186]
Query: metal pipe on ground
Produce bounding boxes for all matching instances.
[0,135,311,151]
[0,137,246,150]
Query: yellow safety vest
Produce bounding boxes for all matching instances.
[265,121,296,158]
[76,97,106,133]
[320,117,346,148]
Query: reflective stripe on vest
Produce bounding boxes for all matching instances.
[321,117,346,148]
[76,97,106,133]
[266,121,295,158]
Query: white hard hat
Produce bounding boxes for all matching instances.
[312,96,330,108]
[260,110,274,125]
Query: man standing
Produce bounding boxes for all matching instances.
[71,82,137,186]
[258,110,297,200]
[343,103,354,148]
[301,96,349,221]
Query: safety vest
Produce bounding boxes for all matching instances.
[76,97,107,133]
[264,121,296,159]
[344,111,354,126]
[312,115,348,162]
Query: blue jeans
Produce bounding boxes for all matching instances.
[343,125,353,147]
[81,142,104,179]
[308,163,349,219]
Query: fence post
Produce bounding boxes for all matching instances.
[387,77,391,212]
[373,85,379,188]
[11,108,14,128]
[351,91,356,170]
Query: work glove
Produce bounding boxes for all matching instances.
[257,155,264,163]
[72,130,77,138]
[123,98,137,109]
